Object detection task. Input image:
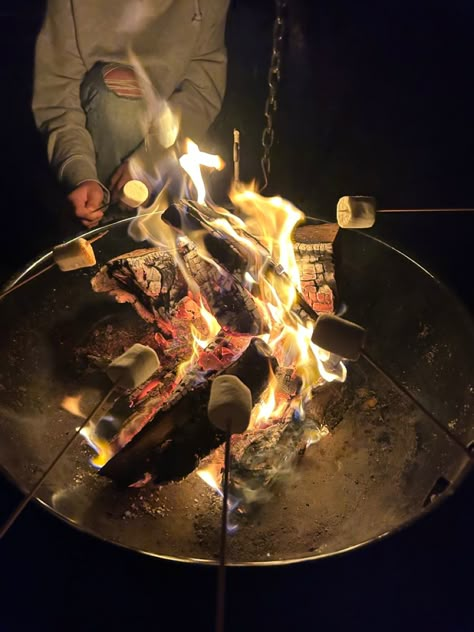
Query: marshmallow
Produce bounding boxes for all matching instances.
[337,196,376,229]
[121,180,149,208]
[106,344,160,389]
[208,375,253,434]
[312,314,366,361]
[53,238,96,272]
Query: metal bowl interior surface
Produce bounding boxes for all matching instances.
[0,217,472,565]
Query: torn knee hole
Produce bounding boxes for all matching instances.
[103,65,143,99]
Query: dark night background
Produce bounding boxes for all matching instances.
[0,1,473,631]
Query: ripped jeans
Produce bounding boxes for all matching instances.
[80,62,148,187]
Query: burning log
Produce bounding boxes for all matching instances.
[163,202,340,322]
[91,248,187,324]
[178,239,266,335]
[293,224,339,315]
[100,338,277,486]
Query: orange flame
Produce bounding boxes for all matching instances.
[197,463,223,494]
[85,137,346,469]
[175,297,221,382]
[179,139,225,204]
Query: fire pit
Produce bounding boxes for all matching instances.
[0,214,472,564]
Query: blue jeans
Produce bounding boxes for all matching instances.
[80,62,147,186]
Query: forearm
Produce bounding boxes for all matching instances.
[32,0,98,190]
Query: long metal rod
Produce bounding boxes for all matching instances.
[233,129,240,183]
[361,350,473,460]
[0,383,119,539]
[378,208,474,214]
[216,429,232,632]
[0,231,109,301]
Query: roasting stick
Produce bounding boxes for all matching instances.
[337,196,474,229]
[0,344,160,540]
[208,376,253,632]
[233,129,241,183]
[378,207,474,213]
[0,179,149,301]
[312,315,474,460]
[216,426,232,632]
[0,231,108,301]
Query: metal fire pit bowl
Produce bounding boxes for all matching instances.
[0,217,473,565]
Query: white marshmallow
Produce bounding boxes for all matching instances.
[208,375,253,434]
[106,344,160,389]
[53,238,96,272]
[337,196,376,229]
[121,180,149,208]
[312,314,366,361]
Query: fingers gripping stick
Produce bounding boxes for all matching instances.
[0,344,160,539]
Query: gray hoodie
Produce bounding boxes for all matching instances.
[33,0,229,190]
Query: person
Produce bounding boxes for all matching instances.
[33,0,230,228]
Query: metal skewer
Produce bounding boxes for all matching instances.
[216,425,232,632]
[233,129,241,183]
[0,381,121,539]
[312,315,473,461]
[361,350,473,461]
[0,230,108,301]
[378,207,474,214]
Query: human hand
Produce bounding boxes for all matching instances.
[67,181,105,228]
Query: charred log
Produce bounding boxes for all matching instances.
[293,224,339,315]
[100,338,277,486]
[178,240,265,335]
[91,248,187,324]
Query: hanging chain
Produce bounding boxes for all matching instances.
[260,0,287,191]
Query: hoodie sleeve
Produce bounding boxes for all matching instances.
[131,1,229,174]
[32,0,99,190]
[169,1,230,141]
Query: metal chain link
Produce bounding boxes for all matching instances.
[260,0,287,191]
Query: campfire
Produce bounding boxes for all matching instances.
[63,140,347,509]
[0,158,471,563]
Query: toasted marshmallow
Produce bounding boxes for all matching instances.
[53,238,96,272]
[121,180,149,208]
[337,196,376,229]
[312,314,366,361]
[208,375,252,434]
[106,344,160,389]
